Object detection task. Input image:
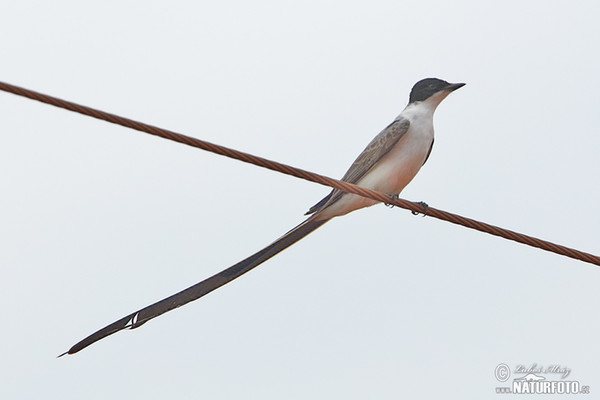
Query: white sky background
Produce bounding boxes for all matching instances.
[1,1,599,398]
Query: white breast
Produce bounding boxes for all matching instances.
[359,104,435,195]
[317,100,437,220]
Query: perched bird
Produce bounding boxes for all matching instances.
[61,78,465,356]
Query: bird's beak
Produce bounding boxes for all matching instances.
[446,82,466,91]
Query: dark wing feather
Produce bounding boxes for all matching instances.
[422,139,434,166]
[306,118,410,214]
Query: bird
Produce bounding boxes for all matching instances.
[60,77,465,356]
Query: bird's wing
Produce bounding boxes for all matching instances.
[306,117,410,214]
[60,117,410,356]
[422,139,434,166]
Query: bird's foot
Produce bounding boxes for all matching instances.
[385,193,400,208]
[411,201,429,217]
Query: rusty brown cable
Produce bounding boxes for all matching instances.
[1,80,598,266]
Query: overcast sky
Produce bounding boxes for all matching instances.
[2,1,599,398]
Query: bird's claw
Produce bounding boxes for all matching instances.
[411,201,429,217]
[386,196,428,217]
[385,194,399,208]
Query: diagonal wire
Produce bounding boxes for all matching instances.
[1,80,599,266]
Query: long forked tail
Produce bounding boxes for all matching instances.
[59,216,329,356]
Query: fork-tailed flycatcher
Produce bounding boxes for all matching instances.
[60,78,465,356]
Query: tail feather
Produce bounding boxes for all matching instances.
[60,217,329,356]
